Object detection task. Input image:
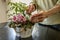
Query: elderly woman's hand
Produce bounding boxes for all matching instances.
[26,4,36,15]
[30,11,48,23]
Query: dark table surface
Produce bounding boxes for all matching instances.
[16,36,32,40]
[0,22,32,40]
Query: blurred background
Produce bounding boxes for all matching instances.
[0,0,32,23]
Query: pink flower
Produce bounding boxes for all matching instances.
[13,16,17,23]
[12,14,26,23]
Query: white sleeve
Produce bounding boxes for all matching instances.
[57,0,60,4]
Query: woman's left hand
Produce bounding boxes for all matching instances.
[30,11,48,23]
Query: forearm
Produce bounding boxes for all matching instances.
[46,4,60,17]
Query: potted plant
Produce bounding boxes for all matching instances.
[7,2,34,38]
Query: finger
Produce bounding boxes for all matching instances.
[34,17,45,22]
[31,14,41,19]
[27,5,35,14]
[30,18,37,23]
[31,18,44,23]
[30,16,37,21]
[30,13,46,22]
[38,18,45,22]
[31,11,44,17]
[38,15,47,19]
[32,13,44,19]
[32,19,37,23]
[30,16,44,23]
[31,14,44,20]
[30,15,39,22]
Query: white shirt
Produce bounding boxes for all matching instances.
[33,0,60,25]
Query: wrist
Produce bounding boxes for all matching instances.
[46,4,60,17]
[55,4,60,10]
[44,11,49,18]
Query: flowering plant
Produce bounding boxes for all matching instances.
[8,2,34,31]
[12,14,26,24]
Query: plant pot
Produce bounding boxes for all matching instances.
[15,27,32,38]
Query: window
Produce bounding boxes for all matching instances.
[8,0,32,19]
[10,0,32,5]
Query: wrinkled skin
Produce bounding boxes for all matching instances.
[26,4,48,23]
[30,11,48,23]
[26,4,36,15]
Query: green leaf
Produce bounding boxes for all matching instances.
[8,2,28,18]
[15,7,17,14]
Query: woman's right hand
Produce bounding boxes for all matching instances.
[26,4,36,15]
